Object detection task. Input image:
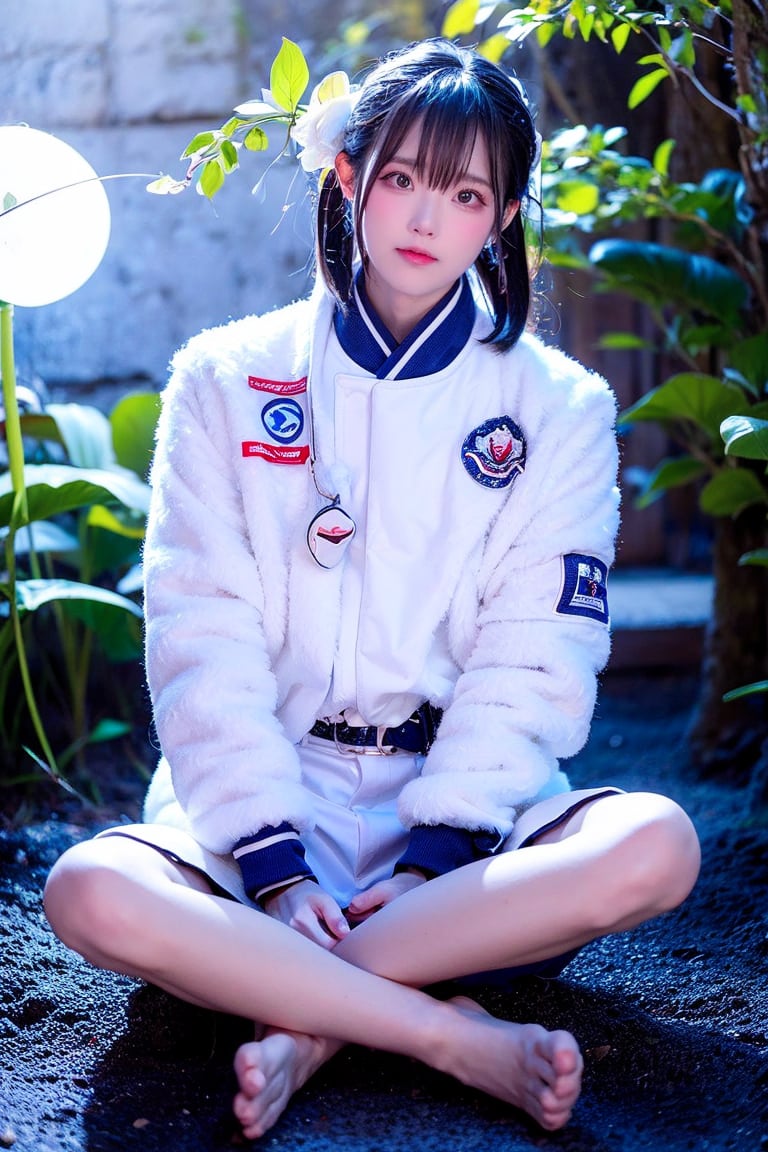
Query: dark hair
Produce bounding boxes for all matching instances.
[316,38,539,352]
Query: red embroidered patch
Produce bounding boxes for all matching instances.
[248,376,307,396]
[241,441,310,464]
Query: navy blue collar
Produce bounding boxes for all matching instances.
[333,272,476,380]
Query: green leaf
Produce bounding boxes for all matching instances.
[181,131,216,159]
[739,549,768,566]
[46,403,115,470]
[110,392,161,480]
[243,126,268,152]
[611,22,632,52]
[269,38,309,113]
[589,239,749,326]
[652,138,675,176]
[87,504,146,540]
[721,415,768,460]
[0,464,151,529]
[699,467,768,517]
[61,596,143,662]
[477,33,512,63]
[634,455,707,507]
[723,680,768,702]
[442,0,481,38]
[233,99,284,118]
[87,718,133,743]
[146,175,188,197]
[7,521,79,556]
[219,140,239,173]
[15,578,143,617]
[555,179,599,214]
[200,160,225,199]
[619,373,749,443]
[596,332,653,351]
[728,333,768,397]
[628,68,668,109]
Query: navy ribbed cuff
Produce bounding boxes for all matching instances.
[396,823,505,878]
[233,823,316,902]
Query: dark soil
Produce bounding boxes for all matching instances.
[1,669,767,1152]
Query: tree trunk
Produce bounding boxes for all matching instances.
[688,503,768,774]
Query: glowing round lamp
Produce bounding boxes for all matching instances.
[0,125,111,307]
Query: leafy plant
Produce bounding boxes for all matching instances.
[445,0,768,765]
[0,331,160,788]
[148,37,312,199]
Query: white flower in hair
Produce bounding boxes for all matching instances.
[290,71,359,173]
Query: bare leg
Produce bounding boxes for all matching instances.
[333,791,700,985]
[44,836,584,1136]
[45,792,698,1137]
[233,790,699,1133]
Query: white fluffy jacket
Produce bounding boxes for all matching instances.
[142,287,620,854]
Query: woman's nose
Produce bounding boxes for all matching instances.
[408,192,439,236]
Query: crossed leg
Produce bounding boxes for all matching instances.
[44,791,699,1139]
[231,791,700,1136]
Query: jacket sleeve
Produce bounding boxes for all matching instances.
[144,350,316,856]
[397,357,620,842]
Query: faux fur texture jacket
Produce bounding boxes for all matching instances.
[142,285,620,855]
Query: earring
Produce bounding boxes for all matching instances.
[483,238,499,269]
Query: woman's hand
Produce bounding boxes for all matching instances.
[262,879,350,949]
[346,870,428,925]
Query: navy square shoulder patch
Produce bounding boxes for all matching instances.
[555,554,609,624]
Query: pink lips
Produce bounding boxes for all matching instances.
[397,248,437,265]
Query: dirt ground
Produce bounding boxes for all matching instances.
[1,668,767,1152]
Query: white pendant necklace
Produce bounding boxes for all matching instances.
[305,370,356,569]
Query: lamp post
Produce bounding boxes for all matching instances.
[0,126,112,771]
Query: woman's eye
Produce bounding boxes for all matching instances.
[457,188,481,205]
[382,171,412,189]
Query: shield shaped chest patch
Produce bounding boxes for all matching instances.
[461,416,526,489]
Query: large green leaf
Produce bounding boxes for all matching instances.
[728,333,768,398]
[619,373,749,443]
[589,239,749,326]
[7,521,79,556]
[721,415,768,460]
[633,455,707,508]
[14,578,143,662]
[111,392,162,480]
[699,467,768,516]
[269,38,309,113]
[15,578,143,617]
[0,464,150,529]
[46,403,116,469]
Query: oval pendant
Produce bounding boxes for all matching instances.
[307,500,356,569]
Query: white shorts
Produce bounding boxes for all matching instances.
[97,734,621,910]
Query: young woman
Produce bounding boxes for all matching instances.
[44,37,700,1140]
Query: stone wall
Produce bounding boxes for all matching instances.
[1,0,366,396]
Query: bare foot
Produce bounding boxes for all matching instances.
[443,995,583,1131]
[233,1028,341,1139]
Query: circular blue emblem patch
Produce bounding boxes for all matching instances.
[461,416,526,489]
[261,398,304,444]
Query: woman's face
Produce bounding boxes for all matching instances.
[342,123,517,342]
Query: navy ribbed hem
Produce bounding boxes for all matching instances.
[233,822,315,901]
[396,823,505,878]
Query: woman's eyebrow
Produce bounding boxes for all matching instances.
[387,154,493,189]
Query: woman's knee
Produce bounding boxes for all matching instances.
[44,838,156,965]
[601,793,701,925]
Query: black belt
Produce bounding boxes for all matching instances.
[309,701,442,755]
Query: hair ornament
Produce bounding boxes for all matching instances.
[290,71,360,173]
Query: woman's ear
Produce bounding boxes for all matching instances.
[335,152,356,200]
[501,200,520,230]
